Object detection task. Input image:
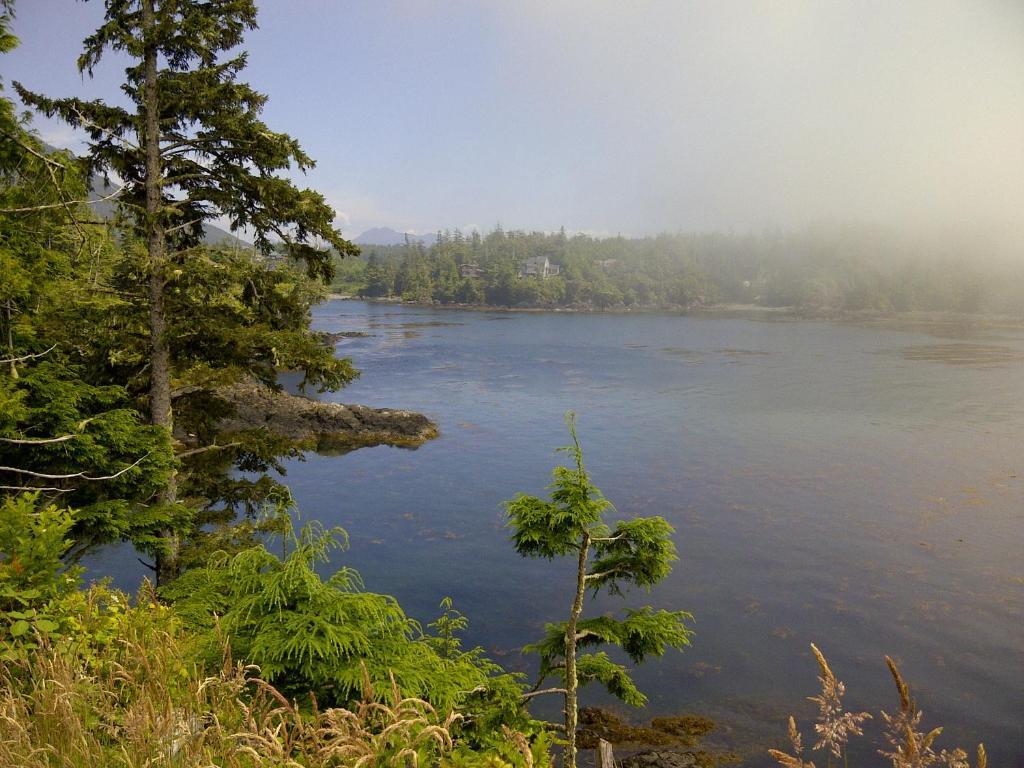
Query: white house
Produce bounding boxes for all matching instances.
[522,256,561,279]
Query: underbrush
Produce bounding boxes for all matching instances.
[0,583,548,767]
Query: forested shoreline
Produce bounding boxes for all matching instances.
[336,228,1024,316]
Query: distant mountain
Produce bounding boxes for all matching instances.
[88,181,250,249]
[201,224,251,249]
[41,143,252,249]
[354,227,433,246]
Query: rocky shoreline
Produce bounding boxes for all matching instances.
[213,380,438,453]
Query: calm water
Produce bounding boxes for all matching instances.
[101,300,1024,763]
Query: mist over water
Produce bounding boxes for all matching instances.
[481,1,1024,253]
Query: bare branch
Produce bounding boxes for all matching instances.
[176,441,241,459]
[163,217,205,235]
[538,721,567,733]
[0,344,57,365]
[0,129,67,169]
[0,484,70,493]
[520,687,568,701]
[170,384,203,399]
[0,452,149,481]
[584,567,626,583]
[0,181,126,214]
[69,104,140,152]
[0,434,76,445]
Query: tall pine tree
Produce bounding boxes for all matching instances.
[17,0,358,583]
[1,0,173,558]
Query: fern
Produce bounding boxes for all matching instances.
[163,509,517,713]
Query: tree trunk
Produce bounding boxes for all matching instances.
[563,532,590,768]
[5,300,16,379]
[141,0,178,586]
[597,739,615,768]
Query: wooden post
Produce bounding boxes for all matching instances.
[597,738,615,768]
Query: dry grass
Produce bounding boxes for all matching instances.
[0,588,465,767]
[769,645,986,768]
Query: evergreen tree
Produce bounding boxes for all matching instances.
[505,415,693,768]
[1,0,172,554]
[16,0,358,583]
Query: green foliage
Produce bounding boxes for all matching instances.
[12,0,365,582]
[507,425,611,559]
[507,415,691,705]
[429,595,471,660]
[355,228,718,309]
[0,494,78,604]
[0,510,145,669]
[0,580,551,767]
[449,726,555,768]
[590,517,679,595]
[574,652,647,707]
[0,359,176,553]
[0,494,82,655]
[164,504,516,714]
[16,0,358,279]
[0,3,177,557]
[506,414,692,767]
[527,607,694,669]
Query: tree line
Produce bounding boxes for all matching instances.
[339,226,1024,315]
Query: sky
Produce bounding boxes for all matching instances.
[4,0,1024,248]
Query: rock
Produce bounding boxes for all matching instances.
[620,751,698,768]
[213,380,437,451]
[321,330,372,343]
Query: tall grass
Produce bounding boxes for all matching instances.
[0,586,469,767]
[769,644,986,768]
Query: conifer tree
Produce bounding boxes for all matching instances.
[1,0,173,552]
[16,0,358,583]
[505,414,693,768]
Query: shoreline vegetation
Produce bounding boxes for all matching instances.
[335,227,1024,324]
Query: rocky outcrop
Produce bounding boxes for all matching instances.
[577,709,723,768]
[214,380,437,452]
[620,751,698,768]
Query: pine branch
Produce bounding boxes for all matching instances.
[0,128,68,169]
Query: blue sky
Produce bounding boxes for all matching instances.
[4,1,1024,247]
